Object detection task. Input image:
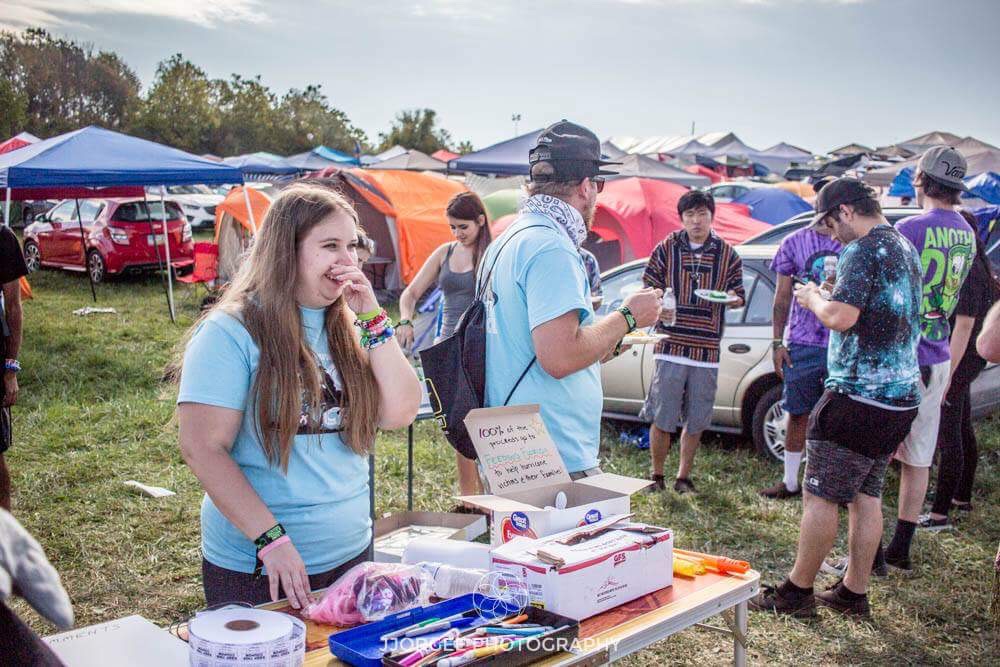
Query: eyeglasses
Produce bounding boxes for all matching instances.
[590,177,605,194]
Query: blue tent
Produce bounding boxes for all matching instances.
[889,167,915,198]
[221,152,298,176]
[447,129,543,175]
[733,187,812,225]
[963,171,1000,205]
[0,125,242,188]
[314,145,359,165]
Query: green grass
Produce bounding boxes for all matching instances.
[9,269,1000,665]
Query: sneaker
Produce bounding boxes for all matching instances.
[646,474,666,494]
[820,556,888,578]
[816,580,870,618]
[673,478,696,494]
[759,482,802,499]
[916,514,953,532]
[749,584,817,618]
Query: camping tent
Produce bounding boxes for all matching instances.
[863,148,1000,187]
[447,129,543,176]
[431,149,459,162]
[214,185,275,282]
[732,188,812,225]
[221,152,299,177]
[774,181,816,200]
[482,188,522,222]
[753,143,814,175]
[0,125,243,317]
[604,154,710,187]
[591,178,769,266]
[286,146,359,171]
[685,164,723,183]
[0,132,39,155]
[369,149,447,172]
[888,167,915,198]
[361,145,407,166]
[963,172,1000,206]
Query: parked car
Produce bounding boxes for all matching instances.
[22,198,194,283]
[599,246,1000,462]
[703,180,771,203]
[146,185,223,230]
[741,207,919,245]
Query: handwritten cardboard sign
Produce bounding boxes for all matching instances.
[464,405,572,493]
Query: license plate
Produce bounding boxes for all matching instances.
[147,234,167,245]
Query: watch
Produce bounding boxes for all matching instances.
[771,340,785,351]
[616,306,637,334]
[4,359,20,374]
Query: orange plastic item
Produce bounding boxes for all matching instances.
[673,548,750,575]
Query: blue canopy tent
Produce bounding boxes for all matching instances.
[314,145,359,165]
[447,129,543,175]
[0,125,243,318]
[733,187,812,225]
[221,152,299,180]
[888,167,915,198]
[963,171,1000,205]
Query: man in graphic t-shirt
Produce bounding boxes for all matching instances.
[883,145,976,572]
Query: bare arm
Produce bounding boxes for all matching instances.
[178,403,277,540]
[398,244,448,323]
[977,301,1000,362]
[948,315,974,379]
[532,309,632,379]
[795,283,859,332]
[772,274,793,341]
[370,340,422,429]
[2,281,22,407]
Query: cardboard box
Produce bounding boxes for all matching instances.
[490,519,674,620]
[456,405,652,545]
[373,511,487,562]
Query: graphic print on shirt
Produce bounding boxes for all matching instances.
[803,250,840,284]
[916,225,975,341]
[298,354,343,435]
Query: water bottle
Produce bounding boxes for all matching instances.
[661,288,677,327]
[421,562,487,599]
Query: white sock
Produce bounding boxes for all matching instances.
[783,451,803,492]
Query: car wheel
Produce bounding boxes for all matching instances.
[86,250,106,284]
[23,241,41,273]
[752,384,786,463]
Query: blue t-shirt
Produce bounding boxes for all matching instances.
[825,225,923,408]
[177,306,370,575]
[895,208,977,366]
[482,214,602,473]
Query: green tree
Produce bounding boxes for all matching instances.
[0,78,27,138]
[210,74,280,156]
[377,108,457,154]
[276,85,369,154]
[455,140,475,155]
[130,54,217,153]
[0,28,140,136]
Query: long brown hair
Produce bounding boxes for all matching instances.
[180,184,379,470]
[446,191,492,271]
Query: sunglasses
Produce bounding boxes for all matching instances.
[590,177,605,194]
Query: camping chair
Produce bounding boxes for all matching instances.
[176,242,219,299]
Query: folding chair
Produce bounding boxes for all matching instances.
[176,242,219,299]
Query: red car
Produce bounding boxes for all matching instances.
[22,198,194,283]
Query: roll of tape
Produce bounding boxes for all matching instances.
[188,608,305,667]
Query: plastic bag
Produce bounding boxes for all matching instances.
[302,562,431,626]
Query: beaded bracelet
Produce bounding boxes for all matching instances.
[361,325,395,350]
[355,309,390,332]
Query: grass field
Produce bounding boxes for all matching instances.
[8,269,1000,665]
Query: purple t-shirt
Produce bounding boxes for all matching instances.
[895,209,977,366]
[770,228,842,347]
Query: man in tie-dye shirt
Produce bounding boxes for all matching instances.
[753,178,922,618]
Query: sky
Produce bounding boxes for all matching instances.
[2,0,999,154]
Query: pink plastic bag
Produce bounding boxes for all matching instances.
[303,562,431,626]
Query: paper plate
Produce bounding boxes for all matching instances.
[623,332,669,345]
[694,289,740,304]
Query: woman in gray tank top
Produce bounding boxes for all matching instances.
[397,192,492,495]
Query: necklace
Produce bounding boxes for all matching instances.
[686,237,707,289]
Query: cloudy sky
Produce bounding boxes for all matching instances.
[3,0,999,153]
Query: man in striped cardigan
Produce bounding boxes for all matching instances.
[640,190,745,493]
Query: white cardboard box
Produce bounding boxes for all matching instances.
[373,511,487,562]
[490,520,674,620]
[44,615,189,667]
[456,405,651,545]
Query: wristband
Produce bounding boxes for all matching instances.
[356,307,383,322]
[257,535,291,560]
[772,340,785,351]
[253,523,287,578]
[397,319,413,328]
[4,359,20,374]
[616,306,637,334]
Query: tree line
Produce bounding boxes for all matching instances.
[0,28,472,158]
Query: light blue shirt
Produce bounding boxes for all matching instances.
[177,306,370,574]
[482,213,602,473]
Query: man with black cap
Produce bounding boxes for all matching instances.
[752,177,922,617]
[480,120,661,477]
[883,146,976,562]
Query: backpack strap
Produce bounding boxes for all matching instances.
[503,358,536,406]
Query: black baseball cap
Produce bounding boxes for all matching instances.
[808,177,878,229]
[528,120,620,182]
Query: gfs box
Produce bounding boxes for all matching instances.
[456,405,652,545]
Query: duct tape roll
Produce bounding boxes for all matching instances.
[402,537,492,570]
[188,608,306,667]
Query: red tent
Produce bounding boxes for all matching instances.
[0,132,39,155]
[431,149,460,163]
[684,164,723,184]
[592,178,769,264]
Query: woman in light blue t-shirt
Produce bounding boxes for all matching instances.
[177,184,421,609]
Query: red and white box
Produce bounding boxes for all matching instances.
[490,518,674,620]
